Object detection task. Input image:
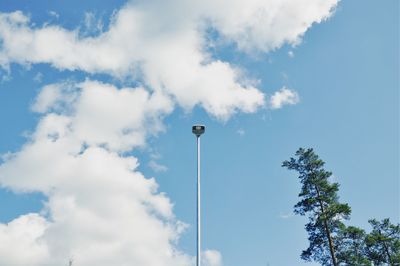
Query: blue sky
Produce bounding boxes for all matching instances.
[0,0,398,266]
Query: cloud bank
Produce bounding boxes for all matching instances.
[0,81,190,266]
[0,0,338,119]
[0,0,339,265]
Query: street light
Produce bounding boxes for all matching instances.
[192,125,205,266]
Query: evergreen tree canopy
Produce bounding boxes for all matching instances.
[336,225,371,265]
[365,218,400,265]
[282,148,351,266]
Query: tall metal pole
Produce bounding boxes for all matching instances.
[196,136,201,266]
[192,125,204,266]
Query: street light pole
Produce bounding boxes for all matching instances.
[196,135,201,266]
[192,125,205,266]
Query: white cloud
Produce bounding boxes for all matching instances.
[288,51,294,58]
[0,214,49,265]
[31,81,173,152]
[0,7,264,120]
[203,0,339,53]
[0,81,189,266]
[269,87,300,109]
[83,12,104,35]
[31,82,78,113]
[0,0,339,119]
[148,160,168,173]
[203,250,223,266]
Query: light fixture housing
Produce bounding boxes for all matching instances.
[192,125,205,137]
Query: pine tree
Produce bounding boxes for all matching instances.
[365,218,400,265]
[335,225,371,265]
[282,148,351,266]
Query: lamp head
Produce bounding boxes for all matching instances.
[192,125,205,137]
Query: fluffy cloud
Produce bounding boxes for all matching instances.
[0,214,49,265]
[0,81,189,266]
[0,0,339,119]
[0,0,339,265]
[269,87,300,109]
[0,7,263,120]
[201,0,339,52]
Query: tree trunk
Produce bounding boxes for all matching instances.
[315,186,338,266]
